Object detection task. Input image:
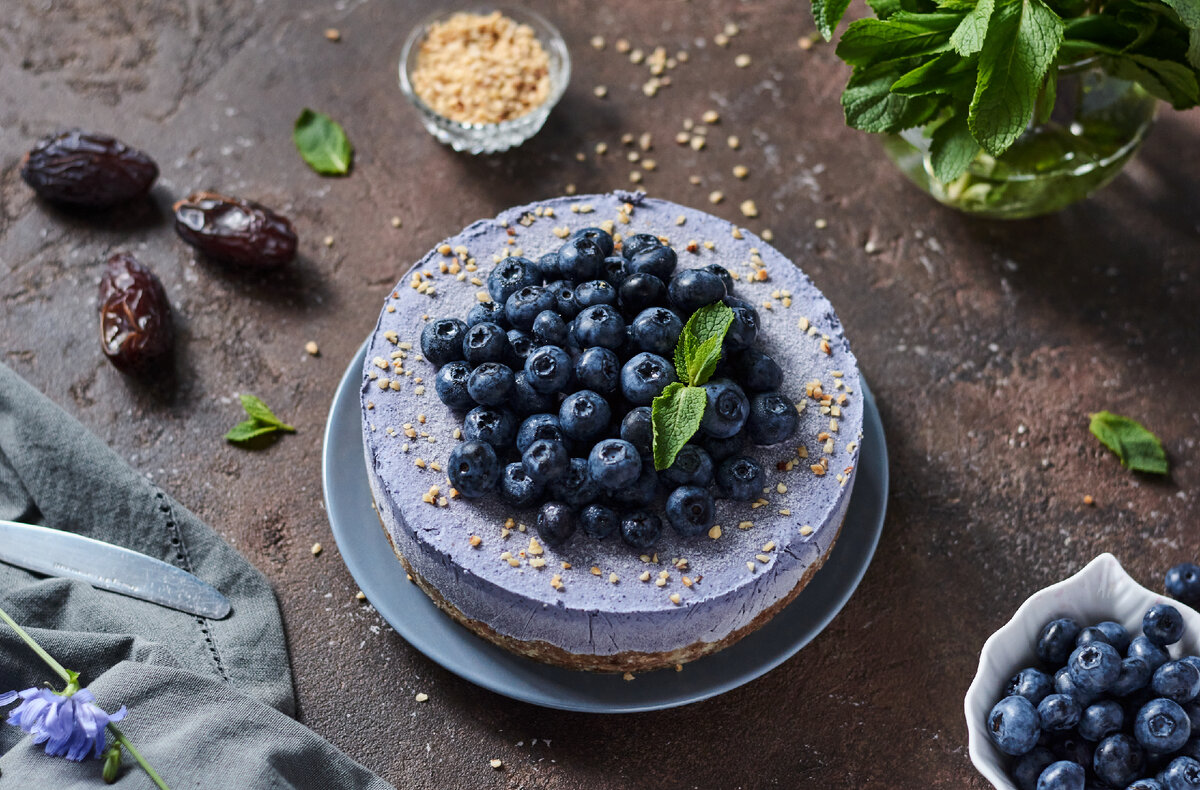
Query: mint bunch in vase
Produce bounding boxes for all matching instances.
[813,0,1199,217]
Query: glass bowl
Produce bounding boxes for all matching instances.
[398,6,570,155]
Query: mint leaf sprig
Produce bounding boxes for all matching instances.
[225,393,296,444]
[293,108,353,176]
[1089,410,1169,475]
[651,303,735,471]
[815,0,1200,179]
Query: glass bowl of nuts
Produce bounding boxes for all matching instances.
[399,7,570,155]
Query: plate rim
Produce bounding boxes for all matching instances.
[322,340,889,713]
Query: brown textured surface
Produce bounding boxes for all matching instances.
[0,1,1197,787]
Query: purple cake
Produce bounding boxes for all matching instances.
[361,192,862,672]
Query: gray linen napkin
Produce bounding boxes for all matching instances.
[0,363,394,789]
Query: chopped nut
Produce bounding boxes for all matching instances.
[732,164,749,179]
[593,85,608,98]
[702,109,720,124]
[623,672,635,681]
[708,525,722,539]
[489,758,504,769]
[414,692,429,703]
[324,28,341,42]
[609,572,619,584]
[739,200,759,218]
[310,542,323,556]
[734,53,752,67]
[305,340,320,356]
[590,35,605,50]
[708,191,724,205]
[669,593,682,605]
[469,535,482,547]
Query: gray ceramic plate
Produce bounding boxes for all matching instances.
[322,342,889,713]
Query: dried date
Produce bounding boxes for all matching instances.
[99,253,174,373]
[20,130,158,208]
[173,192,298,268]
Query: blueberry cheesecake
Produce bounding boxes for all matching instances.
[361,192,863,672]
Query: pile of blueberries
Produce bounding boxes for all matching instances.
[420,226,799,551]
[987,603,1200,790]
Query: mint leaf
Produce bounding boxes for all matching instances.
[837,13,965,67]
[1089,411,1169,475]
[1160,0,1200,69]
[951,0,996,55]
[239,393,293,430]
[1033,70,1058,125]
[225,420,285,444]
[892,52,981,97]
[293,108,353,175]
[651,383,708,471]
[968,0,1064,156]
[674,302,735,385]
[868,0,905,17]
[844,64,941,133]
[930,112,980,181]
[814,0,855,40]
[1108,54,1200,107]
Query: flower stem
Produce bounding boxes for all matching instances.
[0,603,71,684]
[109,725,171,790]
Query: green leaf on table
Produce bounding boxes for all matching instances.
[238,393,291,429]
[651,382,708,471]
[673,302,735,386]
[951,0,996,55]
[968,0,1064,156]
[892,52,981,96]
[930,112,981,180]
[1089,411,1169,475]
[224,420,285,443]
[1108,53,1200,107]
[226,394,295,445]
[844,63,941,132]
[293,108,353,176]
[837,13,965,67]
[814,0,855,40]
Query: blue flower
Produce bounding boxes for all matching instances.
[1,686,127,761]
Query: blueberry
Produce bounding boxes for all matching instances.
[1113,657,1155,697]
[488,256,539,303]
[524,345,573,393]
[1054,666,1101,706]
[629,307,683,356]
[1007,668,1056,706]
[728,348,783,392]
[620,510,663,550]
[446,440,500,498]
[1186,702,1200,732]
[544,279,580,319]
[662,444,715,487]
[505,285,557,331]
[571,227,615,258]
[559,390,611,443]
[1035,761,1084,790]
[1013,747,1056,790]
[465,362,514,406]
[574,347,620,395]
[669,268,727,315]
[535,252,560,283]
[461,406,517,450]
[699,431,747,462]
[716,455,764,500]
[1077,626,1112,648]
[511,371,553,415]
[1167,564,1200,604]
[506,329,535,365]
[499,462,543,508]
[548,458,601,508]
[557,236,605,283]
[462,322,509,366]
[516,413,567,454]
[666,486,714,537]
[601,256,631,287]
[575,279,617,308]
[1079,700,1124,741]
[535,502,576,548]
[434,361,474,410]
[1135,698,1192,753]
[629,245,677,281]
[1129,780,1165,790]
[724,302,759,351]
[580,504,619,540]
[621,233,663,260]
[989,695,1042,756]
[1039,694,1082,732]
[1097,621,1133,654]
[703,263,734,293]
[618,272,667,317]
[1154,661,1200,704]
[522,439,569,485]
[1048,733,1094,770]
[420,318,468,366]
[621,407,653,458]
[1069,642,1122,694]
[700,378,750,439]
[607,463,658,509]
[573,304,626,349]
[1182,737,1200,762]
[1131,636,1173,673]
[1038,618,1084,665]
[587,439,642,490]
[1093,733,1146,788]
[1160,756,1200,790]
[466,300,509,328]
[621,352,678,405]
[1145,605,1186,647]
[747,391,800,445]
[531,310,569,346]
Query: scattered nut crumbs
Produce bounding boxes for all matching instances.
[733,165,749,179]
[323,235,334,247]
[1083,494,1095,505]
[708,525,722,539]
[324,28,341,42]
[311,542,323,556]
[735,53,752,67]
[590,35,605,50]
[708,191,724,204]
[490,759,503,769]
[391,216,402,228]
[305,341,319,356]
[593,85,608,98]
[623,672,635,681]
[739,200,759,218]
[411,11,551,124]
[414,692,429,703]
[702,110,720,124]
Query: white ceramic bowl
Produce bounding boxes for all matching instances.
[965,553,1200,789]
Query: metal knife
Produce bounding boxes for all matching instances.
[0,520,231,619]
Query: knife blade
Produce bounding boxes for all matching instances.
[0,520,231,619]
